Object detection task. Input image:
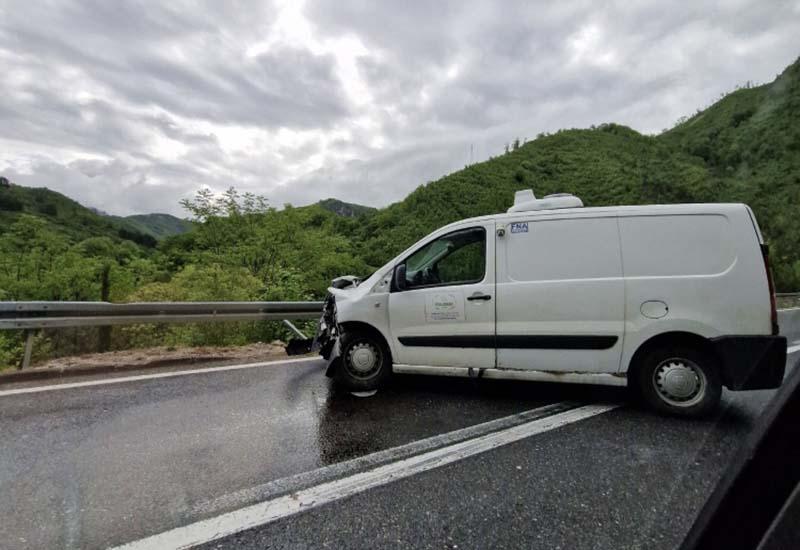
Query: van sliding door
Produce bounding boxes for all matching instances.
[495,216,624,373]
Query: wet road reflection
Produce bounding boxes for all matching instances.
[1,357,786,550]
[315,373,629,466]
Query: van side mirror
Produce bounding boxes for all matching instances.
[394,264,407,291]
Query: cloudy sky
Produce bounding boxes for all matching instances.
[0,0,798,216]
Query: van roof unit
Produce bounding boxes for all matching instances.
[507,189,583,213]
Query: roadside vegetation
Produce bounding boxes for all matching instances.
[1,57,799,369]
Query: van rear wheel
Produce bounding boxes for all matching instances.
[334,330,391,392]
[637,345,721,417]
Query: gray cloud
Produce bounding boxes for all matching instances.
[2,16,349,129]
[0,0,798,216]
[5,159,196,216]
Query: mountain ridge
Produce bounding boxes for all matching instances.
[351,56,800,288]
[2,56,799,290]
[112,213,193,239]
[317,198,376,218]
[0,182,159,247]
[0,182,193,242]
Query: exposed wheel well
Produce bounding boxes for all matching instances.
[627,331,718,388]
[338,321,393,363]
[326,321,391,378]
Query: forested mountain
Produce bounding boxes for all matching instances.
[0,182,192,242]
[353,124,713,267]
[1,56,799,368]
[317,198,375,218]
[112,213,193,239]
[355,57,800,287]
[660,58,800,286]
[0,183,158,247]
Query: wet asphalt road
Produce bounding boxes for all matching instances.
[1,348,798,550]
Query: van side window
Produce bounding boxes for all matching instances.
[402,227,486,289]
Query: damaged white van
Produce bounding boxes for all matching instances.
[291,189,787,416]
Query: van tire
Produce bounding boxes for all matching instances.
[637,345,722,417]
[334,329,391,392]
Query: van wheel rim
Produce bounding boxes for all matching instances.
[653,358,706,407]
[346,342,380,378]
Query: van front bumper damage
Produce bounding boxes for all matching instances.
[712,335,787,390]
[285,294,339,361]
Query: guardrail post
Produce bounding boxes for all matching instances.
[20,329,34,370]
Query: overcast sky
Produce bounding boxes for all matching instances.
[0,1,798,216]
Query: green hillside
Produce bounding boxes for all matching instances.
[114,213,193,239]
[353,57,800,288]
[354,124,715,267]
[318,198,376,218]
[659,59,800,286]
[0,183,158,247]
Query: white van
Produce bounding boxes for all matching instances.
[296,190,787,416]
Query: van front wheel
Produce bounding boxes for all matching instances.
[334,330,391,392]
[637,346,722,417]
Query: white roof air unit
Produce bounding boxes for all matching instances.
[507,189,583,213]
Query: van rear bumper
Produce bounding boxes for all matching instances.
[711,335,787,391]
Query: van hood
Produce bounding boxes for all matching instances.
[328,267,390,300]
[328,285,359,300]
[330,275,361,289]
[326,274,366,302]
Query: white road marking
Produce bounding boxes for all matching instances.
[787,341,800,354]
[193,401,577,518]
[0,357,320,397]
[112,403,619,550]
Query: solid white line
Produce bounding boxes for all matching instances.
[112,403,619,550]
[192,401,577,518]
[787,342,800,354]
[0,357,320,397]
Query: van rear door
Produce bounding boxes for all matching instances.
[495,215,625,373]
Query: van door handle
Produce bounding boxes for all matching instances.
[467,293,492,301]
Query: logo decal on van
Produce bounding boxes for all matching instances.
[426,293,465,322]
[510,222,528,234]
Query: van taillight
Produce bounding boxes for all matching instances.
[761,244,779,335]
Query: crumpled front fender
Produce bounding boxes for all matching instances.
[285,293,340,360]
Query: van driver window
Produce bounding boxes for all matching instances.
[403,227,486,289]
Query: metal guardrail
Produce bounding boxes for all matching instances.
[0,301,324,369]
[2,299,798,371]
[776,293,800,310]
[0,301,324,330]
